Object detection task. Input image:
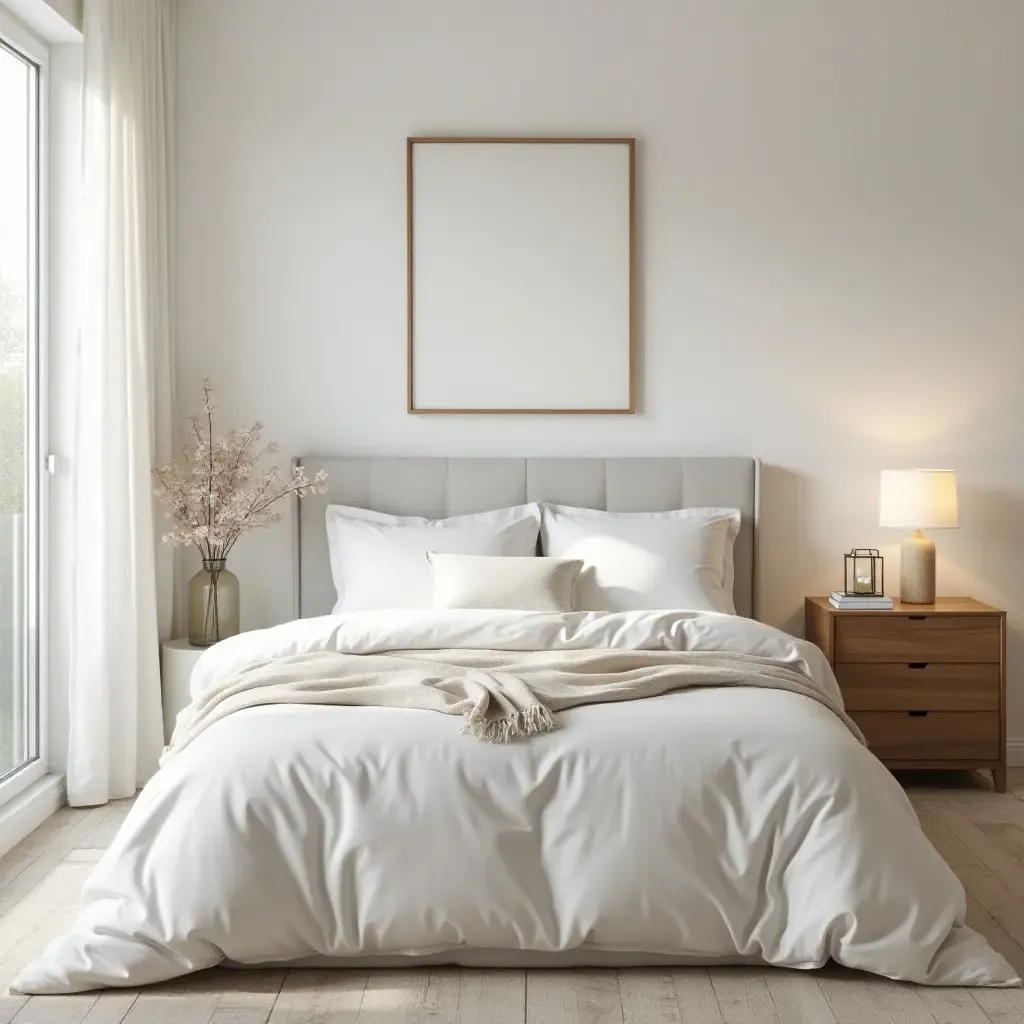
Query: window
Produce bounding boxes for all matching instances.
[0,20,44,793]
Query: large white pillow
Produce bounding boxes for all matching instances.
[427,552,584,612]
[326,504,541,612]
[540,504,741,614]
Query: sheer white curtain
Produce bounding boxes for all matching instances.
[67,0,176,806]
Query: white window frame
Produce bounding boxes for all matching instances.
[0,6,49,806]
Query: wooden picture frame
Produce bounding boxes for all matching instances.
[407,137,636,414]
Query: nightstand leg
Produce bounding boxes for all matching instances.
[992,766,1007,793]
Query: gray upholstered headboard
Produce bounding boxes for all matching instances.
[293,457,761,620]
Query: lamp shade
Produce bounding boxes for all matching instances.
[879,469,958,529]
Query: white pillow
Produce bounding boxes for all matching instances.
[540,504,741,614]
[326,504,541,612]
[427,553,584,612]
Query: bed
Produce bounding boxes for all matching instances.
[12,457,1019,993]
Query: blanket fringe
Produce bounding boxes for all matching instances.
[462,704,556,743]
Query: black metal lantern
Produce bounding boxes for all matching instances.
[844,548,884,597]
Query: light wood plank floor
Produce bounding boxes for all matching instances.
[1,771,1024,1023]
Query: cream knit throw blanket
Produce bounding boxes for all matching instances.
[165,648,865,757]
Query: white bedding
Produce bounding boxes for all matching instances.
[13,610,1018,993]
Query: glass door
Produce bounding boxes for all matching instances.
[0,31,41,783]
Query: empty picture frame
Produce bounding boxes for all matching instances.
[407,137,636,414]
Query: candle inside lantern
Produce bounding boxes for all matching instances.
[844,548,884,599]
[854,562,873,594]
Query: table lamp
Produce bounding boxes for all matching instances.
[879,469,958,604]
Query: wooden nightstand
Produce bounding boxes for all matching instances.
[805,596,1006,792]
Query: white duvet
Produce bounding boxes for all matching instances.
[13,610,1019,993]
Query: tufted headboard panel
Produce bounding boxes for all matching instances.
[292,457,761,619]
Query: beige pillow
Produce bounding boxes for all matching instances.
[426,553,584,612]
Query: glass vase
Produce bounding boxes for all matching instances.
[188,559,240,647]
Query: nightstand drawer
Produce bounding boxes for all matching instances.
[851,711,999,760]
[836,663,1000,711]
[834,615,1000,663]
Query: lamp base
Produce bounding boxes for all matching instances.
[900,530,936,604]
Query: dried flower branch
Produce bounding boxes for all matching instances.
[152,379,328,561]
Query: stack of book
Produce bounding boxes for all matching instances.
[829,591,893,610]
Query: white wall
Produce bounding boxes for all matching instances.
[0,0,80,40]
[40,0,78,30]
[176,1,1024,735]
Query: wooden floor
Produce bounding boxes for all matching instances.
[1,773,1024,1023]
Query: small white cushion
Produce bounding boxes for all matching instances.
[540,504,741,614]
[427,553,584,612]
[326,504,541,612]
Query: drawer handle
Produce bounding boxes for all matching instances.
[908,710,929,717]
[908,663,928,669]
[908,615,927,621]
